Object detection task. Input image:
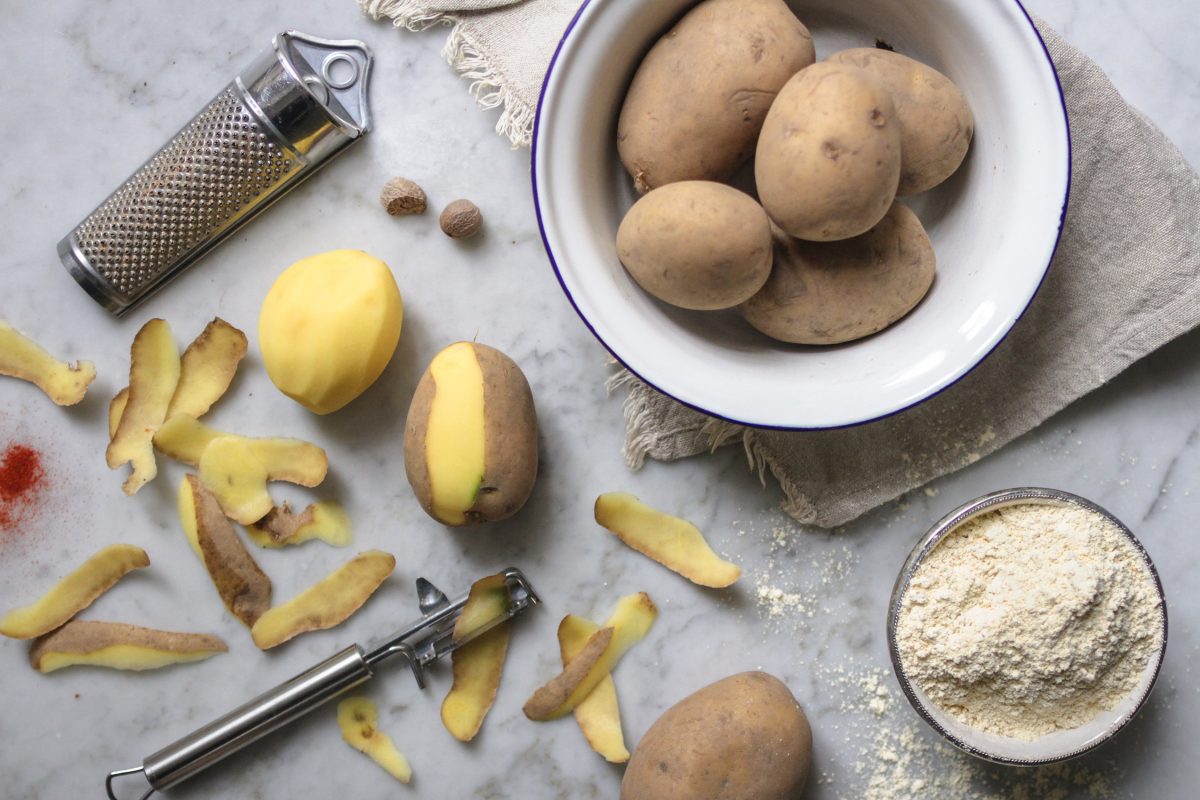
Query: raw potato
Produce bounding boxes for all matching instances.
[182,475,272,627]
[524,592,658,721]
[106,318,180,495]
[338,696,413,783]
[259,249,403,415]
[756,61,901,241]
[0,320,96,405]
[441,574,512,742]
[0,544,149,639]
[740,204,935,345]
[559,614,629,763]
[166,318,248,419]
[405,342,538,526]
[108,387,129,438]
[246,501,353,548]
[616,182,773,310]
[198,434,329,525]
[28,620,227,673]
[617,0,815,192]
[594,493,741,589]
[250,550,395,649]
[621,672,812,800]
[827,48,973,195]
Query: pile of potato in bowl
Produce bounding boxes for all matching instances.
[533,0,1070,428]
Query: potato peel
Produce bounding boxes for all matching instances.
[185,475,272,627]
[595,492,741,588]
[28,620,227,673]
[166,318,248,420]
[250,550,395,649]
[108,387,129,438]
[559,614,630,762]
[441,574,512,741]
[245,501,353,549]
[524,592,658,721]
[0,320,96,406]
[106,318,180,495]
[0,544,150,639]
[523,626,613,721]
[337,696,413,783]
[153,414,223,467]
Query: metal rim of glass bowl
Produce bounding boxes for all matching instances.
[885,487,1169,766]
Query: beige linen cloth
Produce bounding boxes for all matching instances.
[361,0,1200,528]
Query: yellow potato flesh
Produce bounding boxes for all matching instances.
[259,250,403,415]
[530,592,658,721]
[0,544,150,639]
[245,501,353,549]
[0,320,96,405]
[155,415,327,485]
[108,387,129,439]
[153,414,222,466]
[200,437,273,525]
[37,645,219,673]
[106,319,180,495]
[441,575,512,741]
[250,550,395,649]
[167,318,248,419]
[337,696,412,783]
[425,342,486,524]
[177,475,203,559]
[595,492,741,588]
[559,614,629,762]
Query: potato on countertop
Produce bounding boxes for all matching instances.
[740,203,935,345]
[621,671,812,800]
[755,61,901,242]
[828,47,974,195]
[617,0,814,193]
[616,182,773,310]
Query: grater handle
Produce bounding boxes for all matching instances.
[109,645,373,797]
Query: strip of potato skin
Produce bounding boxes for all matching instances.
[251,550,395,649]
[523,627,614,721]
[28,620,227,673]
[186,475,272,627]
[559,615,630,762]
[338,696,413,783]
[108,387,129,439]
[0,544,150,639]
[245,502,353,549]
[167,318,248,420]
[106,318,180,495]
[0,320,97,406]
[441,574,513,741]
[594,492,741,588]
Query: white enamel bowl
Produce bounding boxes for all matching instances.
[532,0,1070,429]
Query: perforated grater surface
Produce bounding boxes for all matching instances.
[58,31,372,315]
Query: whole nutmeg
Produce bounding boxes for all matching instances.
[381,177,427,216]
[439,199,483,239]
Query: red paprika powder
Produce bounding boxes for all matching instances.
[0,444,45,529]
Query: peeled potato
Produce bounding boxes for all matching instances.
[740,204,935,345]
[0,320,96,406]
[259,250,403,415]
[0,544,149,639]
[594,493,740,588]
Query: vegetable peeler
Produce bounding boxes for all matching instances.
[105,567,539,799]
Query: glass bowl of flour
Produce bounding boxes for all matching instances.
[887,487,1167,764]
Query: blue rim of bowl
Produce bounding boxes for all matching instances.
[531,0,1072,432]
[885,488,1168,765]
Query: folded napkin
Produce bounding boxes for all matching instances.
[361,1,1200,528]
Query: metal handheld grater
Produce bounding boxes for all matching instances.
[58,30,372,315]
[104,568,539,800]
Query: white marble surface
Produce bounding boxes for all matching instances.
[0,1,1197,798]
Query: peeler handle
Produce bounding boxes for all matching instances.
[138,645,372,793]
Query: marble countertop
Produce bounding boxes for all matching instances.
[1,1,1197,798]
